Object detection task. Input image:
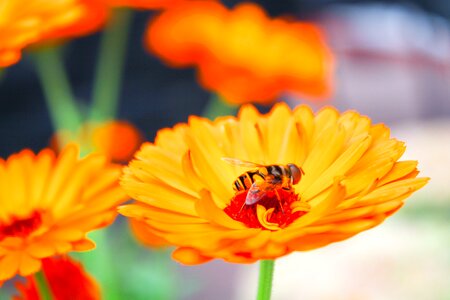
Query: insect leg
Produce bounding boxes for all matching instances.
[238,198,246,213]
[274,189,285,214]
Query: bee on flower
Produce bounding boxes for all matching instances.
[120,103,428,264]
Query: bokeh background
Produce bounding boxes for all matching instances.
[1,0,449,299]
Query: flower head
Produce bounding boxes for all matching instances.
[0,145,127,281]
[51,120,143,163]
[0,0,108,67]
[146,2,334,104]
[13,256,100,300]
[120,103,428,264]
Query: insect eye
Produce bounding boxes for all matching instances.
[288,164,302,184]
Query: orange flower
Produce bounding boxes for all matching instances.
[146,2,334,104]
[13,256,100,300]
[0,145,127,281]
[0,0,108,67]
[119,103,428,264]
[51,120,143,163]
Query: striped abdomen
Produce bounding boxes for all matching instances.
[232,165,290,192]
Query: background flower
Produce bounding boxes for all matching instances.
[0,0,108,67]
[0,145,127,281]
[146,1,334,104]
[50,120,143,163]
[120,103,428,264]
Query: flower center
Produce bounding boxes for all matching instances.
[224,188,310,230]
[0,211,42,240]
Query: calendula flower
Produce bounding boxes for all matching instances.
[0,145,127,281]
[0,0,108,67]
[13,256,100,300]
[51,120,143,163]
[119,103,428,264]
[146,2,333,104]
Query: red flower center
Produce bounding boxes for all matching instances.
[0,211,42,240]
[224,188,309,230]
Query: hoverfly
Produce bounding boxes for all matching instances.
[222,157,304,210]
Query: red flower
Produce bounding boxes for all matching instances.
[13,256,100,300]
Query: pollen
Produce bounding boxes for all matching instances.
[0,211,42,240]
[224,189,310,230]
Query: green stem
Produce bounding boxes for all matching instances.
[89,9,133,122]
[33,47,83,138]
[79,229,120,300]
[34,270,53,300]
[202,94,238,120]
[256,260,275,300]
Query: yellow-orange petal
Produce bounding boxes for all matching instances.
[172,248,213,265]
[18,255,41,277]
[129,219,170,248]
[0,252,20,281]
[72,239,96,251]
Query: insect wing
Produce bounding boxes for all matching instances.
[221,157,264,168]
[245,181,267,205]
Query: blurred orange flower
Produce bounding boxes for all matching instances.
[51,120,143,163]
[0,0,108,67]
[0,145,127,281]
[13,256,100,300]
[146,2,334,104]
[119,103,428,264]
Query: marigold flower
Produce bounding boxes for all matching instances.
[0,145,127,281]
[119,103,428,264]
[146,2,334,104]
[50,120,143,163]
[0,0,108,67]
[13,256,100,300]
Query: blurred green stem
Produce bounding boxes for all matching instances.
[33,47,83,135]
[80,11,132,296]
[35,270,53,300]
[203,94,238,120]
[256,260,275,300]
[80,229,120,300]
[89,9,133,122]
